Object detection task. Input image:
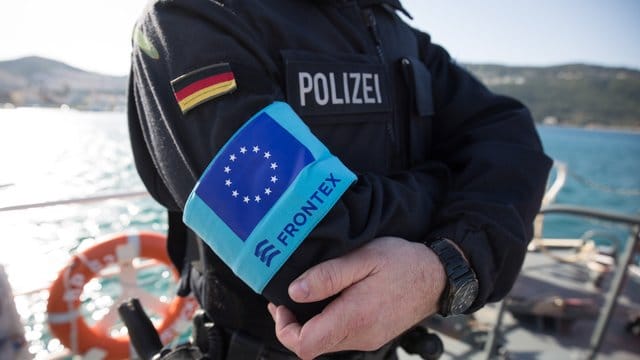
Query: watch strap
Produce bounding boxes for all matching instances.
[428,238,478,316]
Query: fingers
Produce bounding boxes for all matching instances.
[269,299,352,359]
[271,286,381,359]
[294,291,360,356]
[289,249,377,303]
[268,303,303,356]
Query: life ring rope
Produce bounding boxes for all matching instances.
[47,231,198,360]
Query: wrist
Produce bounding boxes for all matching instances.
[413,241,447,316]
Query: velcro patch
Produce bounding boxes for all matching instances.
[183,102,357,293]
[171,63,237,113]
[133,25,159,60]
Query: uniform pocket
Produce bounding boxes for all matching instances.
[401,56,435,165]
[281,49,394,174]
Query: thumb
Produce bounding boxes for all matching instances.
[288,247,377,303]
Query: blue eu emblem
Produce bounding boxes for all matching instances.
[195,112,315,240]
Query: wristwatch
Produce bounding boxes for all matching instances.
[428,238,479,316]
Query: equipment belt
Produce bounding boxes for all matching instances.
[224,329,397,360]
[225,330,297,360]
[193,312,398,360]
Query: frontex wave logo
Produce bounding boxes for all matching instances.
[254,240,281,267]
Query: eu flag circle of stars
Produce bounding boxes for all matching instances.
[222,145,280,205]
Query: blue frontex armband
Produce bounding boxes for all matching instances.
[183,101,357,293]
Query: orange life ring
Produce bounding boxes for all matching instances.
[47,231,198,360]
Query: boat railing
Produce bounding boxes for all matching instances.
[485,205,640,360]
[0,190,149,213]
[531,161,568,253]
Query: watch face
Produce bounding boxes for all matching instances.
[450,280,479,315]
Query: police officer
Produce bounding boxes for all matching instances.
[128,0,552,359]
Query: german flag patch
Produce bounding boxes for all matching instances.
[171,63,237,113]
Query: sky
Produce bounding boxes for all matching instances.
[0,0,638,76]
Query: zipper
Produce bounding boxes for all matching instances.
[365,8,385,63]
[363,8,400,157]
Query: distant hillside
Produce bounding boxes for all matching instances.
[464,63,640,128]
[1,57,639,128]
[0,56,126,111]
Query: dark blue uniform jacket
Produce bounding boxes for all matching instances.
[128,0,553,349]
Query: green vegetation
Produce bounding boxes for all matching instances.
[1,57,638,128]
[464,64,640,128]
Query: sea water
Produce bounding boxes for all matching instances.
[0,108,168,358]
[0,108,638,358]
[538,126,640,241]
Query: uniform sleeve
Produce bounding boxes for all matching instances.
[416,34,553,311]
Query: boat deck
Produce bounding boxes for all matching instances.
[401,250,640,359]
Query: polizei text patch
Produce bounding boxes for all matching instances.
[285,59,391,116]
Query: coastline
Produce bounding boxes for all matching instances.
[537,122,640,135]
[3,105,640,135]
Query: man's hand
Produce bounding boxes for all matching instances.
[266,236,446,360]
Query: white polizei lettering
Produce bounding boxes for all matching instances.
[342,73,351,104]
[313,73,329,105]
[299,72,313,107]
[362,73,376,104]
[374,73,382,104]
[329,73,344,104]
[349,73,363,104]
[299,70,384,107]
